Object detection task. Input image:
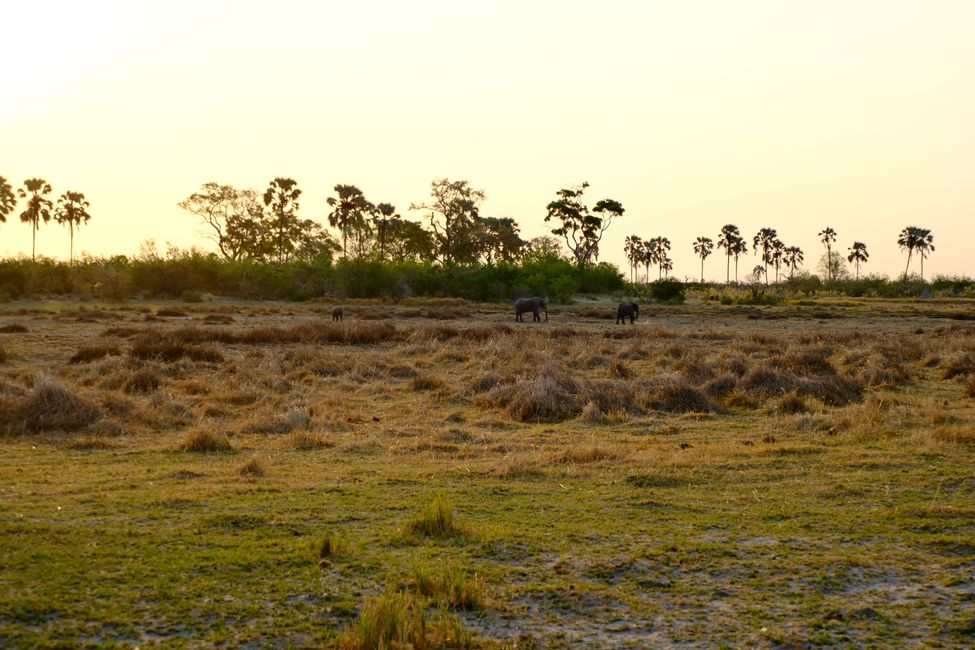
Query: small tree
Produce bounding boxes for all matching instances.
[623,235,643,283]
[544,182,623,266]
[897,226,934,278]
[693,236,713,283]
[770,239,785,283]
[818,227,837,281]
[54,191,92,263]
[847,242,868,280]
[371,202,400,262]
[18,178,54,261]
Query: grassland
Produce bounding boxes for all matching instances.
[1,296,974,648]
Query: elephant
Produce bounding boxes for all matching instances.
[332,307,343,322]
[514,297,548,322]
[616,302,639,324]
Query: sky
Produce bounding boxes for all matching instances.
[2,0,973,281]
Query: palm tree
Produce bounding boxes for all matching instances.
[819,227,837,281]
[770,239,785,283]
[897,226,933,278]
[371,202,399,262]
[915,229,934,280]
[660,256,673,278]
[54,191,92,264]
[326,184,370,258]
[649,236,671,279]
[640,239,656,283]
[716,224,740,284]
[784,246,804,280]
[752,228,777,285]
[751,265,766,284]
[847,242,868,280]
[693,236,713,283]
[0,176,17,223]
[732,236,748,283]
[623,235,643,284]
[18,178,53,261]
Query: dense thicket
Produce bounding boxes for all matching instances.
[0,253,624,302]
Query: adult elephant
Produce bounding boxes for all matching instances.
[514,297,548,322]
[616,302,639,324]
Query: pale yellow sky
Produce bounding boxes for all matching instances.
[3,0,973,280]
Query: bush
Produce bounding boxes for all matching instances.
[649,279,685,304]
[179,429,233,452]
[1,375,102,434]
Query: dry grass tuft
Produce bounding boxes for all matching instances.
[578,401,609,425]
[179,428,233,452]
[767,390,812,415]
[0,375,102,434]
[123,367,162,394]
[411,375,448,392]
[286,429,331,450]
[238,457,266,477]
[941,353,974,380]
[641,376,720,413]
[412,565,485,610]
[554,444,619,464]
[484,363,586,422]
[965,375,975,399]
[68,344,121,364]
[0,323,28,333]
[931,425,975,445]
[313,532,343,559]
[65,436,118,450]
[156,308,188,317]
[130,334,224,363]
[243,406,311,435]
[0,344,7,364]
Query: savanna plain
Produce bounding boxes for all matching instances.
[1,296,974,648]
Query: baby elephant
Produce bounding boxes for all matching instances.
[331,307,343,322]
[514,297,548,322]
[616,301,639,324]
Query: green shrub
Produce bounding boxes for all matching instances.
[649,279,685,304]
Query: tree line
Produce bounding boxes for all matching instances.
[623,224,935,285]
[0,176,92,263]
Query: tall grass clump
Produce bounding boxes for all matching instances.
[412,565,485,611]
[313,531,344,559]
[404,496,467,540]
[1,375,101,434]
[179,428,233,452]
[337,589,472,650]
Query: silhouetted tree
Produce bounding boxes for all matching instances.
[263,177,302,262]
[54,191,91,263]
[716,224,740,284]
[524,235,566,261]
[819,227,837,282]
[731,236,748,284]
[179,183,266,260]
[371,202,400,262]
[647,236,671,280]
[770,239,785,283]
[623,235,643,283]
[18,178,53,261]
[847,242,868,280]
[476,216,524,265]
[784,246,804,280]
[693,236,713,283]
[386,218,436,263]
[0,176,16,223]
[897,226,934,278]
[544,182,623,266]
[410,179,484,265]
[327,184,372,259]
[752,227,777,286]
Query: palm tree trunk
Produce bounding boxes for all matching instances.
[32,219,37,262]
[726,254,730,284]
[701,257,704,283]
[70,223,75,264]
[905,250,912,277]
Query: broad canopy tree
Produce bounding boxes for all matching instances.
[545,182,623,266]
[410,178,485,266]
[179,183,266,261]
